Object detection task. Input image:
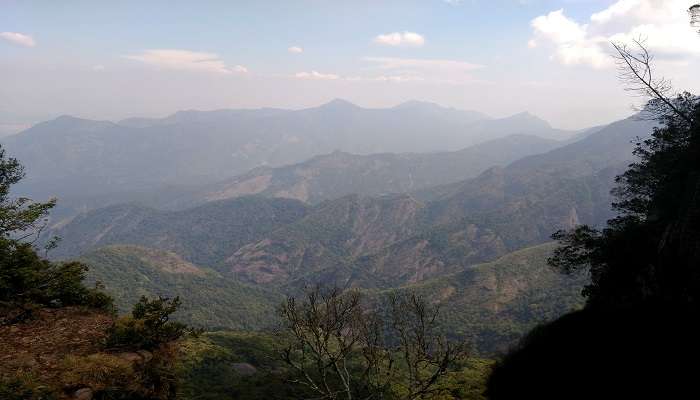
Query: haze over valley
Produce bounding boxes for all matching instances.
[2,1,699,399]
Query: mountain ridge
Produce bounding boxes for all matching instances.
[3,100,574,201]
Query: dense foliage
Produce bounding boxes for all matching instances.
[0,145,112,322]
[106,296,188,350]
[0,241,113,315]
[550,93,700,307]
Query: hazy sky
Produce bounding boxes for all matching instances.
[1,0,699,133]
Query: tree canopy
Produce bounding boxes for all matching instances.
[549,41,700,307]
[0,145,112,323]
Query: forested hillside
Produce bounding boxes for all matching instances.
[49,196,309,266]
[79,245,280,330]
[199,134,560,204]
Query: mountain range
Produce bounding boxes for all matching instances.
[48,115,652,290]
[2,100,572,201]
[13,103,654,355]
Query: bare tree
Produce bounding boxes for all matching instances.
[279,286,365,400]
[388,293,468,400]
[278,286,468,400]
[611,38,694,125]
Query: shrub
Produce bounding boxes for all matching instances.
[0,375,57,400]
[61,354,138,392]
[106,296,187,350]
[0,145,113,321]
[0,240,114,317]
[61,352,178,400]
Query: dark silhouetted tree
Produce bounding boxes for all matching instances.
[549,38,699,308]
[488,35,700,400]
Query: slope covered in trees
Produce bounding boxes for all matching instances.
[198,134,561,204]
[48,196,309,267]
[225,116,652,287]
[386,243,585,355]
[79,245,281,330]
[75,241,582,355]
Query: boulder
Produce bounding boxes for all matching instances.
[136,350,153,363]
[72,387,93,400]
[117,352,143,363]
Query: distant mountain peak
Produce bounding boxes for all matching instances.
[505,111,551,127]
[53,114,81,122]
[39,115,116,131]
[316,98,361,110]
[509,111,539,119]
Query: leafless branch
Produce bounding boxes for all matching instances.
[611,38,693,125]
[278,286,468,400]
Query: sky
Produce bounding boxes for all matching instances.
[1,0,699,133]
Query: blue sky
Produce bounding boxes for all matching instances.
[1,0,699,132]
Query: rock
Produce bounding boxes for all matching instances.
[117,352,144,363]
[231,362,257,376]
[73,387,93,400]
[137,350,153,363]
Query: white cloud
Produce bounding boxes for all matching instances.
[295,71,339,80]
[288,46,303,54]
[362,56,484,84]
[125,49,247,74]
[373,31,425,47]
[528,39,538,48]
[530,1,700,69]
[92,65,106,71]
[0,32,36,47]
[532,10,587,44]
[590,0,639,24]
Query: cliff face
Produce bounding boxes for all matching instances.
[0,307,177,400]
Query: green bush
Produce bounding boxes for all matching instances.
[106,296,187,350]
[0,144,113,319]
[0,240,114,322]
